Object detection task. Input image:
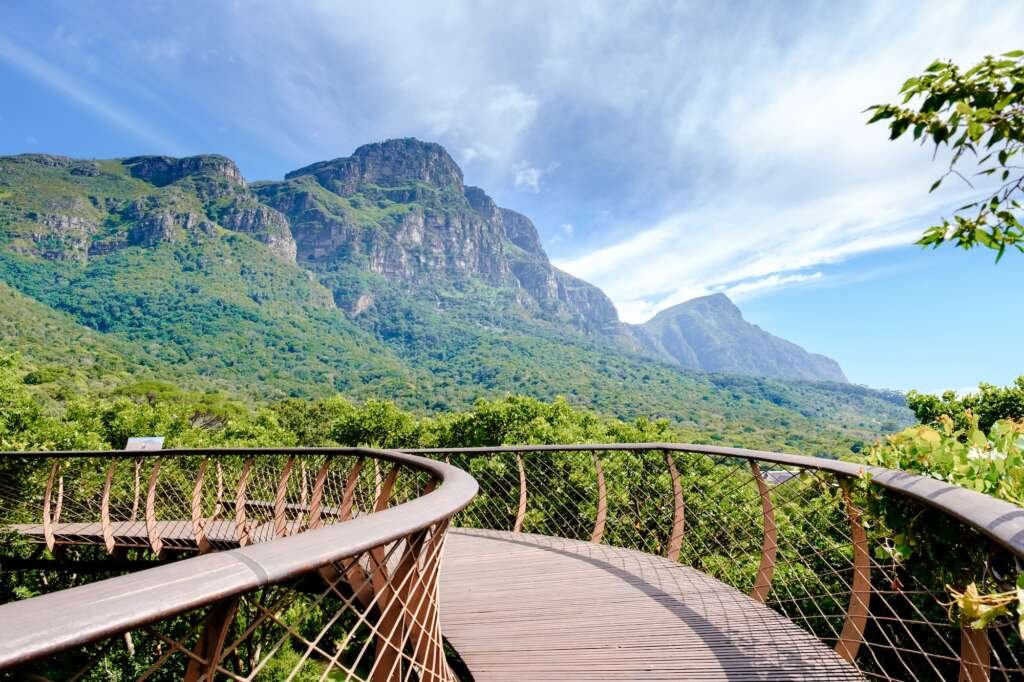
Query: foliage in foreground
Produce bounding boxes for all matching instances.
[866,415,1024,506]
[906,377,1024,433]
[862,383,1024,645]
[868,50,1024,259]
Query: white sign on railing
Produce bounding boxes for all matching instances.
[124,437,164,451]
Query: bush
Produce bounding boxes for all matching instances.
[907,378,1024,433]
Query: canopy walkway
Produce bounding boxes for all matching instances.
[0,444,1021,680]
[441,529,858,680]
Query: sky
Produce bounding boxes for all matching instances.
[0,0,1021,392]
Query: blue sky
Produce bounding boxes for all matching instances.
[0,1,1021,392]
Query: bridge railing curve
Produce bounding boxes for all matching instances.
[2,443,1023,680]
[0,447,477,681]
[406,443,1024,681]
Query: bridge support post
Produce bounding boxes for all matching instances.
[590,453,606,544]
[959,626,990,682]
[514,454,527,533]
[835,482,871,663]
[749,461,777,603]
[664,450,684,562]
[184,597,238,682]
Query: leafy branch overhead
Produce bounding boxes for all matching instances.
[867,51,1024,260]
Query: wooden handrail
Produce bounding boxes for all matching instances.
[402,443,1024,559]
[0,448,477,669]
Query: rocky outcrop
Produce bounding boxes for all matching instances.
[33,213,97,261]
[123,155,244,189]
[119,155,296,261]
[128,210,214,247]
[217,201,297,261]
[632,294,848,383]
[267,140,631,338]
[553,268,623,335]
[286,138,464,195]
[266,142,513,287]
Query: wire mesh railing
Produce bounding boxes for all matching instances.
[1,443,1022,680]
[408,444,1024,681]
[0,448,477,681]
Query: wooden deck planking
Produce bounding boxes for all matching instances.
[440,529,861,681]
[7,522,862,679]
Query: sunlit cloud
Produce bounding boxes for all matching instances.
[2,0,1020,324]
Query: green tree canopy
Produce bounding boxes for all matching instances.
[868,51,1024,260]
[906,377,1024,433]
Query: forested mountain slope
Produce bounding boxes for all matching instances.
[0,143,910,454]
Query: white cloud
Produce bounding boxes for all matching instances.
[551,1,1023,322]
[514,161,560,193]
[556,173,969,323]
[725,272,824,301]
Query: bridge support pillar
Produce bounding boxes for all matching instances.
[184,597,239,682]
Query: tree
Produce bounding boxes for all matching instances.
[867,51,1024,260]
[906,377,1024,433]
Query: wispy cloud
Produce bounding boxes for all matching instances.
[513,161,560,193]
[3,1,1020,321]
[0,36,179,153]
[550,1,1023,321]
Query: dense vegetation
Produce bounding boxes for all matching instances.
[0,236,909,456]
[0,148,912,458]
[0,350,698,453]
[906,378,1024,433]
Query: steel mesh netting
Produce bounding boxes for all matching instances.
[0,451,460,681]
[435,447,1024,681]
[11,523,454,681]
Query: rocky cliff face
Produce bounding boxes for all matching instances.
[632,294,847,383]
[258,138,623,336]
[0,153,296,263]
[0,141,848,383]
[285,138,465,194]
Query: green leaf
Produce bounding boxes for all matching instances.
[898,76,919,93]
[866,107,895,124]
[1017,575,1024,639]
[929,178,943,193]
[995,94,1016,111]
[890,120,910,140]
[1003,50,1024,58]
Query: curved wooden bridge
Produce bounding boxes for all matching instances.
[0,444,1022,680]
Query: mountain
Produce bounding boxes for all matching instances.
[0,141,909,454]
[632,294,847,383]
[250,139,629,340]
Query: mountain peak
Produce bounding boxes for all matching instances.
[284,137,463,194]
[661,293,740,318]
[635,293,847,383]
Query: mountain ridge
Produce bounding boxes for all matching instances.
[0,139,904,459]
[0,140,846,383]
[632,294,847,383]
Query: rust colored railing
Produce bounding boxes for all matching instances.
[0,448,477,680]
[1,443,1023,680]
[407,444,1024,681]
